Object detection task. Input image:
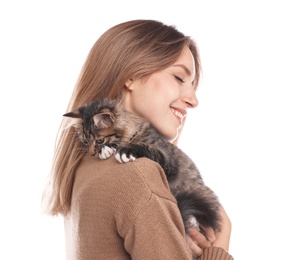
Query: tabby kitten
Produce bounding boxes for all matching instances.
[64,98,222,237]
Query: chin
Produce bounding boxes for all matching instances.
[154,124,179,142]
[164,130,179,143]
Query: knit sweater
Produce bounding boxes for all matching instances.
[65,154,233,260]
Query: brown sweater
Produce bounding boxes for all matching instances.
[65,155,233,260]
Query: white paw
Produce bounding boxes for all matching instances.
[99,146,115,160]
[188,216,200,230]
[115,152,136,163]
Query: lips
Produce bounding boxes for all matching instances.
[171,107,186,121]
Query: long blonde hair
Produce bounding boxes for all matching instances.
[43,19,201,216]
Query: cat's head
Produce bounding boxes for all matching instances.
[63,98,121,156]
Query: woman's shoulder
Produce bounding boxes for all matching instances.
[74,154,174,202]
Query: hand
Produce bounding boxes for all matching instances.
[185,226,215,258]
[211,206,232,251]
[185,206,232,257]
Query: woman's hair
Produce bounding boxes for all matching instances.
[42,19,202,216]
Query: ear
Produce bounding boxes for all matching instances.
[63,110,81,118]
[124,78,134,90]
[93,111,115,128]
[63,110,83,128]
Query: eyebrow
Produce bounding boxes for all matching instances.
[173,64,192,76]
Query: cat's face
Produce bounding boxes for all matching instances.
[64,100,121,156]
[81,126,118,156]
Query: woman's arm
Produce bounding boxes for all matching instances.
[124,192,193,260]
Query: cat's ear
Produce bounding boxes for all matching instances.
[63,111,83,128]
[93,111,115,128]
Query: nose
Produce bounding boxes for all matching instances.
[182,87,198,108]
[89,146,98,156]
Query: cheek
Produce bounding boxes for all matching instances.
[131,88,163,118]
[131,97,178,140]
[144,110,160,124]
[149,111,179,139]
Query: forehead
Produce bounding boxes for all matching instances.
[97,128,116,137]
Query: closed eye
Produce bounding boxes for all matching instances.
[175,76,184,83]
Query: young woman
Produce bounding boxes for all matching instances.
[43,19,233,259]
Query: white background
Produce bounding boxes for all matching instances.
[1,0,287,259]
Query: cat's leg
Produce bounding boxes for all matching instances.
[113,143,178,178]
[114,143,154,163]
[115,151,136,163]
[99,145,116,159]
[99,142,139,163]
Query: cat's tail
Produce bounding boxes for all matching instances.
[175,190,221,234]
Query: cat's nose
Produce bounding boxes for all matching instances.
[89,146,98,156]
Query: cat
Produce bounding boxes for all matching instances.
[64,98,222,240]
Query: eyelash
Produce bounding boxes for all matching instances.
[175,76,184,83]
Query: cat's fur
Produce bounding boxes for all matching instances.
[64,98,222,238]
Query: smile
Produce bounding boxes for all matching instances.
[171,108,185,120]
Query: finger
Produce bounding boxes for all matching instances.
[185,234,202,258]
[199,226,216,243]
[188,227,212,249]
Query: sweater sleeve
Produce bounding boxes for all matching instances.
[200,247,234,260]
[118,159,192,260]
[124,191,192,259]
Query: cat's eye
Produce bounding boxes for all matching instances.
[82,139,88,145]
[96,138,105,145]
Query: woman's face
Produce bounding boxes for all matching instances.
[123,46,198,141]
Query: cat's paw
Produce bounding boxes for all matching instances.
[187,216,200,231]
[99,145,115,160]
[115,152,136,163]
